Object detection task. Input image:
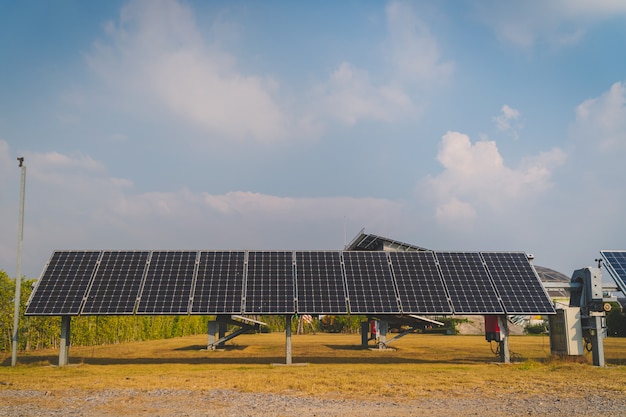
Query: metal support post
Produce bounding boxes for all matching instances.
[285,315,293,365]
[218,321,227,349]
[207,320,218,349]
[11,158,26,367]
[378,320,388,349]
[590,315,605,367]
[498,315,510,364]
[59,316,71,366]
[361,321,369,347]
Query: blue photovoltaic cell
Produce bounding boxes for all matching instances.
[343,251,400,314]
[601,250,626,294]
[136,251,197,314]
[245,251,294,314]
[295,251,347,314]
[389,251,452,314]
[82,251,150,315]
[191,251,245,314]
[481,252,555,315]
[25,251,100,316]
[435,252,503,314]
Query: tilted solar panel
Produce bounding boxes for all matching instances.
[481,252,555,315]
[136,251,197,314]
[82,251,150,315]
[600,250,626,294]
[245,251,295,314]
[343,251,401,314]
[389,251,452,314]
[25,251,100,316]
[191,251,245,314]
[295,251,347,314]
[435,252,504,314]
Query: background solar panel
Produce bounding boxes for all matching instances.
[25,251,100,316]
[343,251,400,314]
[435,252,504,314]
[82,251,149,315]
[136,251,197,314]
[245,251,294,314]
[389,251,452,314]
[191,251,245,314]
[482,252,555,314]
[295,251,347,314]
[600,250,626,294]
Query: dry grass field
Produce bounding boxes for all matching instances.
[1,333,626,416]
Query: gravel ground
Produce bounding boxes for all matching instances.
[2,388,625,416]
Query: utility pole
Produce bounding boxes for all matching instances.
[12,157,26,366]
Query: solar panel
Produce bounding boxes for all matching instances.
[244,251,295,314]
[25,251,100,316]
[82,251,150,315]
[342,251,401,314]
[481,252,555,314]
[295,251,347,314]
[191,251,245,314]
[389,251,452,314]
[600,250,626,294]
[136,251,197,314]
[435,252,504,314]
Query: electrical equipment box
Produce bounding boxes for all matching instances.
[484,315,502,342]
[549,307,584,355]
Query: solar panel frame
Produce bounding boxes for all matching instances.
[295,251,348,314]
[81,250,150,315]
[389,251,452,314]
[435,251,504,314]
[600,250,626,294]
[481,252,555,315]
[25,250,101,316]
[136,250,198,315]
[191,251,246,314]
[342,251,401,314]
[244,251,295,314]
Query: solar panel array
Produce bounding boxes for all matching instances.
[26,249,555,316]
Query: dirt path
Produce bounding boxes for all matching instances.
[2,388,625,416]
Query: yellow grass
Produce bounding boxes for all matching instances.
[2,333,626,400]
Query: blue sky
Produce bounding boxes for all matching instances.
[1,0,626,279]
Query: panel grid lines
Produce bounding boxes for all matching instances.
[435,252,504,314]
[343,251,400,314]
[295,251,347,314]
[244,251,295,314]
[191,251,245,314]
[481,252,555,315]
[389,251,452,314]
[25,251,101,316]
[82,251,150,315]
[136,251,197,314]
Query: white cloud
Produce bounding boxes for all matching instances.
[473,1,626,48]
[572,81,626,152]
[494,104,522,139]
[0,146,413,277]
[425,131,565,225]
[312,62,414,126]
[86,0,289,142]
[386,1,454,82]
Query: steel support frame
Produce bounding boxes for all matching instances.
[59,316,71,366]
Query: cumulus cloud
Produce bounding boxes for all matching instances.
[572,81,626,152]
[425,131,565,226]
[86,0,288,142]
